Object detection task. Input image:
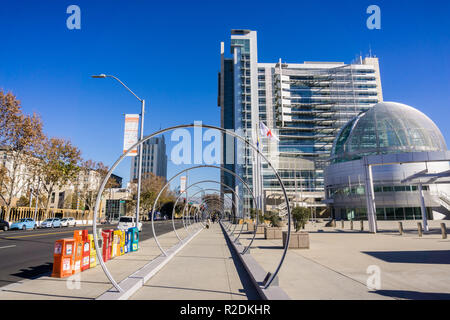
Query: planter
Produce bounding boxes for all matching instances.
[282,231,309,249]
[325,219,336,227]
[247,223,266,234]
[264,227,283,239]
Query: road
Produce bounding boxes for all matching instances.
[0,220,185,288]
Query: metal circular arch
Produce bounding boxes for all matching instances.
[194,194,234,229]
[174,180,249,243]
[150,164,259,258]
[172,182,235,237]
[188,192,232,229]
[183,188,239,233]
[92,124,291,292]
[180,188,234,232]
[197,196,234,231]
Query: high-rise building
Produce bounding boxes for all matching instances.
[218,29,383,213]
[130,136,167,181]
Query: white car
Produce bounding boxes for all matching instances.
[117,216,142,232]
[40,218,61,228]
[60,217,76,227]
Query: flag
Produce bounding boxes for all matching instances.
[259,122,279,141]
[253,135,262,151]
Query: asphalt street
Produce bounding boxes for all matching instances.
[0,220,185,288]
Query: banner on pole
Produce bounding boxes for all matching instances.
[123,114,139,156]
[180,176,187,193]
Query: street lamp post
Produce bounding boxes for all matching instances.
[92,74,145,229]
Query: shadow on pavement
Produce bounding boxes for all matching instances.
[222,230,261,300]
[11,263,53,280]
[362,250,450,264]
[372,289,450,300]
[256,245,283,250]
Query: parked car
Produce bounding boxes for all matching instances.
[60,217,76,227]
[0,219,10,231]
[117,216,142,232]
[40,218,61,228]
[10,218,37,230]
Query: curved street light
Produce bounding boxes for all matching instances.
[91,74,145,229]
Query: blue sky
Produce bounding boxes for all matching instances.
[0,0,449,187]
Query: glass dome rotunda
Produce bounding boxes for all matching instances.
[331,102,447,163]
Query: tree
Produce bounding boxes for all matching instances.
[129,172,174,220]
[201,194,222,220]
[77,160,97,211]
[76,160,115,213]
[250,208,264,224]
[160,201,174,219]
[38,137,81,218]
[265,211,281,227]
[16,195,30,207]
[0,91,44,221]
[292,206,310,232]
[0,165,9,205]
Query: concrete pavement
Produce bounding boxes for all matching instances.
[234,220,450,300]
[0,221,184,288]
[129,223,260,300]
[1,217,448,300]
[0,222,259,300]
[0,221,192,299]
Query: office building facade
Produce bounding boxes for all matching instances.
[130,136,167,181]
[218,29,383,213]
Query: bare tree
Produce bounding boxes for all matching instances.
[76,160,118,215]
[202,194,222,218]
[38,137,81,218]
[129,172,174,220]
[0,91,44,221]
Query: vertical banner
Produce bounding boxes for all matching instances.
[123,114,139,156]
[180,176,187,193]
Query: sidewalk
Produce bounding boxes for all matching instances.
[0,223,259,300]
[130,224,259,300]
[0,228,185,299]
[235,221,450,300]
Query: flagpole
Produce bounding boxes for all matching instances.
[254,124,261,214]
[258,122,265,217]
[256,122,264,217]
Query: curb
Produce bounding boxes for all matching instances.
[220,222,290,300]
[96,227,203,300]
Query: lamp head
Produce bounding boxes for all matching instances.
[91,74,107,78]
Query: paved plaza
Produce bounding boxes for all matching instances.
[235,220,450,300]
[0,220,448,300]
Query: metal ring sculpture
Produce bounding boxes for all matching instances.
[197,195,233,229]
[92,124,291,292]
[179,189,236,236]
[194,195,234,230]
[175,180,250,242]
[174,184,206,234]
[201,196,235,231]
[181,188,240,235]
[179,192,232,234]
[172,182,237,235]
[150,164,258,257]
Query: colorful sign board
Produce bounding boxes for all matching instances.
[123,114,139,156]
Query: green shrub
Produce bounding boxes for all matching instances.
[291,206,310,232]
[265,211,281,227]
